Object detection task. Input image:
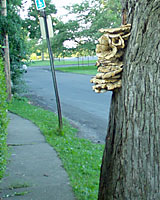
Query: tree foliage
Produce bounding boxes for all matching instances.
[0,56,8,179]
[26,0,121,58]
[24,0,57,39]
[24,0,57,58]
[0,0,29,93]
[51,19,79,57]
[65,0,121,55]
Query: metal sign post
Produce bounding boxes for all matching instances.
[35,0,63,131]
[43,10,63,131]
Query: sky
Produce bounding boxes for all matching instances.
[21,0,82,19]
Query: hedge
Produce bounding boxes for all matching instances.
[0,57,8,179]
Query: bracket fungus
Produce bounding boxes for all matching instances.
[90,24,131,93]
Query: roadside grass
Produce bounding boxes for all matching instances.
[28,59,97,67]
[9,97,104,200]
[56,65,97,75]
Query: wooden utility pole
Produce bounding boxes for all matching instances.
[1,0,12,101]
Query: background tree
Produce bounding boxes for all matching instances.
[1,0,11,100]
[51,19,79,57]
[27,39,47,61]
[23,0,57,60]
[25,0,57,39]
[65,0,121,55]
[0,0,29,94]
[26,0,122,59]
[98,0,160,199]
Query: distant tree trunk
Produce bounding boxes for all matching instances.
[41,52,45,61]
[1,0,12,100]
[98,0,160,199]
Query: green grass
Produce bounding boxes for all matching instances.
[28,59,97,67]
[9,97,104,200]
[9,183,30,190]
[28,59,98,75]
[56,65,97,75]
[3,191,29,198]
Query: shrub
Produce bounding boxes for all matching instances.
[0,57,8,179]
[10,61,27,94]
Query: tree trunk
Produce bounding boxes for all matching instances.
[98,0,160,199]
[1,0,12,101]
[41,51,45,61]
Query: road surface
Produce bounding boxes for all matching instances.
[24,66,112,143]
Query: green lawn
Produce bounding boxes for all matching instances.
[56,65,97,75]
[9,97,104,200]
[28,59,97,67]
[28,59,98,75]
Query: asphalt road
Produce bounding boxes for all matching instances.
[24,66,112,143]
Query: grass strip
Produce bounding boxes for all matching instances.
[9,98,104,200]
[56,65,97,75]
[9,183,30,190]
[29,59,97,67]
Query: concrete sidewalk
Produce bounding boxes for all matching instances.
[0,113,76,200]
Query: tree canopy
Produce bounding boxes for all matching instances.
[0,0,29,93]
[64,0,121,56]
[25,0,121,58]
[24,0,57,39]
[0,0,28,62]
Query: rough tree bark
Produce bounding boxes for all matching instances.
[98,0,160,199]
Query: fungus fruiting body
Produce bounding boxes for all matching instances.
[91,24,131,93]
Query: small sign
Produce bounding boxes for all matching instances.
[35,0,46,10]
[39,16,54,39]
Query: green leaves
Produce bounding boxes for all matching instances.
[0,57,8,179]
[50,19,80,57]
[25,0,57,39]
[0,0,30,94]
[64,0,121,55]
[26,0,122,58]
